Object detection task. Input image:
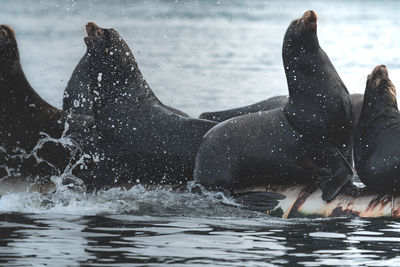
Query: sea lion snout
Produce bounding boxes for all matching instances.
[372,65,389,80]
[368,65,389,87]
[302,10,317,29]
[368,65,396,98]
[86,22,103,40]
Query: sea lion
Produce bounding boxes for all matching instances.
[199,96,288,122]
[354,65,400,193]
[81,22,217,188]
[200,94,363,124]
[0,24,93,184]
[282,10,353,151]
[194,10,354,202]
[199,94,363,165]
[63,40,189,118]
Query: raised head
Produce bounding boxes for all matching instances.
[84,22,135,76]
[365,65,397,107]
[83,22,153,112]
[283,10,319,57]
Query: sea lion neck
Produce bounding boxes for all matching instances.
[0,59,39,107]
[281,11,353,151]
[87,31,157,109]
[282,18,323,98]
[282,28,320,62]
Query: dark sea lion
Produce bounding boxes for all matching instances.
[63,52,93,116]
[354,65,400,193]
[81,22,217,188]
[200,94,363,124]
[63,37,189,118]
[199,94,363,166]
[282,11,353,151]
[199,96,288,122]
[194,10,354,203]
[0,24,93,184]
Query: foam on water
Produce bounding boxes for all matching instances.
[0,108,250,217]
[0,178,257,217]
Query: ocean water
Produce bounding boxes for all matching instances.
[2,0,400,266]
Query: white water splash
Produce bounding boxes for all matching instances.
[0,182,251,217]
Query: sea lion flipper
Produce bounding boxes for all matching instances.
[318,148,354,201]
[235,192,286,212]
[319,174,349,202]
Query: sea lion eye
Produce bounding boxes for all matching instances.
[0,28,8,38]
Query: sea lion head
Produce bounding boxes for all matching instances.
[83,22,152,111]
[365,65,397,106]
[84,22,135,77]
[0,25,19,70]
[283,10,319,57]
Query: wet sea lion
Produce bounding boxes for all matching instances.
[200,94,363,166]
[354,65,400,193]
[63,52,93,116]
[282,11,353,151]
[200,94,363,124]
[82,22,217,188]
[199,96,288,122]
[0,24,93,183]
[194,10,354,202]
[63,38,189,118]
